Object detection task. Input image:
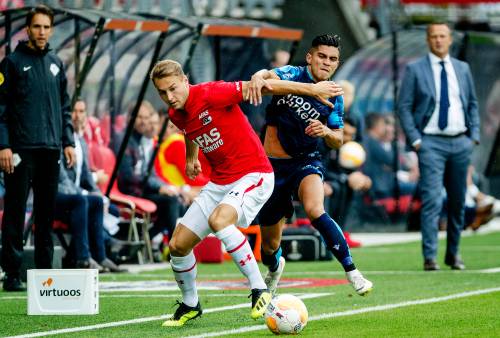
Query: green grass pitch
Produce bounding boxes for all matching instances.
[1,231,499,337]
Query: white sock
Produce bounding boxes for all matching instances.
[215,225,266,290]
[170,252,198,307]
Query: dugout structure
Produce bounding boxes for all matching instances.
[0,7,303,196]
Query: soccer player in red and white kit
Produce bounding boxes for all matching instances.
[150,59,344,327]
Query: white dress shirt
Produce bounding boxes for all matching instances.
[423,53,467,136]
[74,133,83,187]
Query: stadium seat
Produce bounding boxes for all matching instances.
[89,144,156,263]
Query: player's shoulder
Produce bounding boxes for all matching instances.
[273,65,305,81]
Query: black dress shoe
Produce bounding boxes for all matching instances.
[445,255,465,270]
[3,276,26,292]
[424,259,440,271]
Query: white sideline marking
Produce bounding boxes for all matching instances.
[197,267,500,278]
[0,292,318,301]
[479,267,500,273]
[0,293,253,301]
[185,287,500,338]
[5,293,332,338]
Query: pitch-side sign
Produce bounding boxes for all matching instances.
[27,269,99,315]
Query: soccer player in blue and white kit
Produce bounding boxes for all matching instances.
[247,34,373,296]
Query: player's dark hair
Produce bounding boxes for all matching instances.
[311,34,341,50]
[26,5,54,27]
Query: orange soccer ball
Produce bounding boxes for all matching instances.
[339,141,366,169]
[265,294,308,335]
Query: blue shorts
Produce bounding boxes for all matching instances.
[259,156,324,226]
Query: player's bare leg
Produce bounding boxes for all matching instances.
[209,204,271,319]
[163,224,203,327]
[260,219,286,295]
[299,174,373,296]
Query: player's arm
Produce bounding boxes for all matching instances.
[184,135,202,180]
[305,95,344,149]
[305,121,343,149]
[246,69,280,105]
[242,80,343,109]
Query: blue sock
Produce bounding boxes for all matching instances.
[311,213,356,272]
[261,247,282,272]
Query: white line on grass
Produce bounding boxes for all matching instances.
[185,286,500,338]
[4,293,332,338]
[195,268,500,278]
[0,293,254,300]
[0,292,319,301]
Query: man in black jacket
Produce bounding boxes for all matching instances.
[0,5,76,291]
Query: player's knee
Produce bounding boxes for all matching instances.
[261,237,280,254]
[305,205,325,220]
[169,237,190,256]
[208,206,236,231]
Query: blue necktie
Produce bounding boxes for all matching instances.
[438,61,449,130]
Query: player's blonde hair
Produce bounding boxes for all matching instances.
[150,59,185,82]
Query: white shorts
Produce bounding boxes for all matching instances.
[179,172,274,240]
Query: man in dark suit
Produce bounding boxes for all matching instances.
[117,101,183,242]
[398,22,480,271]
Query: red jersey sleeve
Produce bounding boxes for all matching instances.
[205,81,243,108]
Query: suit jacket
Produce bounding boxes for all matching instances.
[58,135,99,195]
[398,55,480,145]
[362,135,396,197]
[117,130,164,196]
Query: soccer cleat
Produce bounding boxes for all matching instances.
[346,269,373,296]
[264,256,286,295]
[249,288,272,319]
[162,301,202,327]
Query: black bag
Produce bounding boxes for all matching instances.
[281,226,333,261]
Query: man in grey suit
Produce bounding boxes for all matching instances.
[398,22,479,271]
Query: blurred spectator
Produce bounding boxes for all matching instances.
[363,112,416,199]
[338,80,364,142]
[464,165,499,230]
[271,49,290,68]
[72,99,142,259]
[323,118,371,247]
[55,100,126,272]
[73,100,109,187]
[117,101,184,246]
[383,114,419,186]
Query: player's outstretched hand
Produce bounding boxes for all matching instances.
[305,119,328,138]
[313,81,344,108]
[246,74,273,106]
[186,159,202,180]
